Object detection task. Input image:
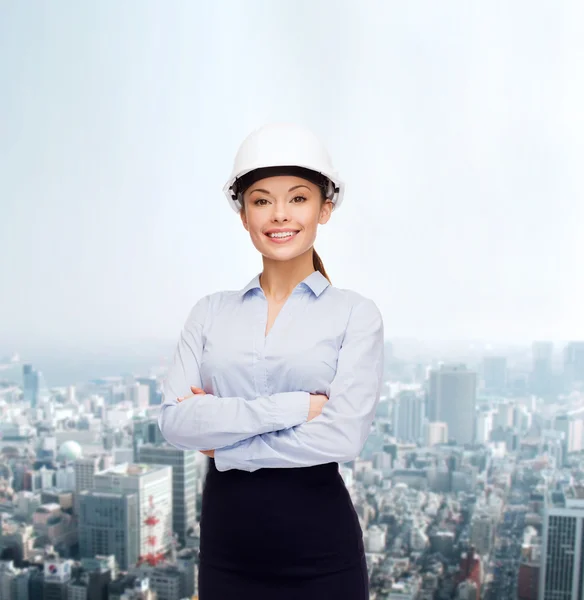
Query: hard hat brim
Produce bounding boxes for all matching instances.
[223,164,344,213]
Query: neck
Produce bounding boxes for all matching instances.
[260,249,316,302]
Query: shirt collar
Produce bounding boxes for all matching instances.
[239,274,262,297]
[239,270,330,298]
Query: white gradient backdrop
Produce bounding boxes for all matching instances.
[1,0,583,352]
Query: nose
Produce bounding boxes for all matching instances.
[270,201,290,222]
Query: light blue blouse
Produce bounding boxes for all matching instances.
[158,270,384,472]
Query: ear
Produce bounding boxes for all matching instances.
[239,205,249,231]
[318,200,333,225]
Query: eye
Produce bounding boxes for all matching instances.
[291,195,307,203]
[253,198,269,206]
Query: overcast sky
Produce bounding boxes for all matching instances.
[1,0,583,354]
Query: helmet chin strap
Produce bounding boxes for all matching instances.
[324,180,339,201]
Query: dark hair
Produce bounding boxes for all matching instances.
[313,247,331,284]
[312,187,332,283]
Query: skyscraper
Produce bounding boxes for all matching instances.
[78,491,139,570]
[22,364,39,408]
[539,486,584,600]
[93,463,173,561]
[136,376,160,406]
[126,382,150,410]
[133,417,199,545]
[132,418,166,458]
[136,444,197,546]
[392,391,424,443]
[482,356,507,392]
[554,412,584,457]
[564,342,584,388]
[74,455,111,514]
[475,410,494,444]
[424,421,448,447]
[531,341,553,397]
[427,364,477,445]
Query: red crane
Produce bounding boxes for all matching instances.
[137,495,166,567]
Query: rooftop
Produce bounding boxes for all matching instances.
[548,486,584,510]
[35,503,61,513]
[98,462,163,478]
[567,486,584,500]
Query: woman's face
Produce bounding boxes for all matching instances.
[240,175,333,262]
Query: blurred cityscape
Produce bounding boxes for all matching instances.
[0,339,583,599]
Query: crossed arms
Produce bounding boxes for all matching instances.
[158,295,384,472]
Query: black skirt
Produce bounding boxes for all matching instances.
[198,457,369,599]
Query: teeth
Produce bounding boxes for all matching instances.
[268,232,297,238]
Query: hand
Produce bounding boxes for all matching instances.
[177,386,215,458]
[308,394,329,421]
[177,385,206,402]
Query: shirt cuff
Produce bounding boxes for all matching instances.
[212,451,230,472]
[269,391,310,429]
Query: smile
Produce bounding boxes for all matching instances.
[264,231,299,243]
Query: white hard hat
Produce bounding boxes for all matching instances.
[223,122,344,213]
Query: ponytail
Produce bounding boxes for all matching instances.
[313,248,331,284]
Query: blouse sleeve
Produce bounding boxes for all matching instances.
[158,295,310,451]
[213,298,384,472]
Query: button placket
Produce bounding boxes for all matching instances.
[264,289,305,395]
[251,292,268,397]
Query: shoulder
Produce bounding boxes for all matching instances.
[184,289,240,327]
[321,286,384,342]
[324,285,383,322]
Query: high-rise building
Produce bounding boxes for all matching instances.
[483,356,507,392]
[518,545,541,600]
[93,463,173,562]
[135,551,197,600]
[136,377,160,406]
[0,561,19,599]
[136,444,197,546]
[392,391,424,443]
[427,364,477,445]
[78,491,139,570]
[73,456,103,514]
[531,341,553,397]
[495,401,515,429]
[132,418,166,459]
[539,486,584,600]
[470,513,495,555]
[43,558,73,600]
[424,421,448,447]
[457,548,482,599]
[22,364,39,408]
[79,555,116,599]
[564,342,584,387]
[127,383,150,410]
[553,412,584,465]
[475,410,494,444]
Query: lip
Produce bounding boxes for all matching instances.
[264,228,300,235]
[264,230,300,244]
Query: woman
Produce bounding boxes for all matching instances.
[158,122,384,599]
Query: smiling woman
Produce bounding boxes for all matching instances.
[158,123,383,599]
[224,124,343,287]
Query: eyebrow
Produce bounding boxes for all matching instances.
[249,184,311,195]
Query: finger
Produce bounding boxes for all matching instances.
[190,386,206,395]
[177,393,195,403]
